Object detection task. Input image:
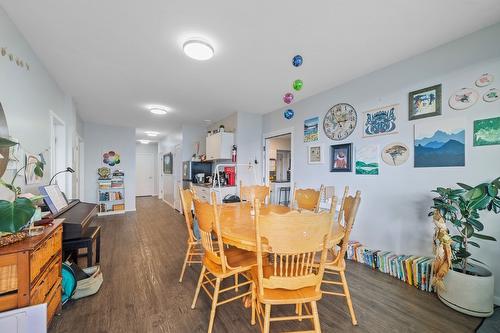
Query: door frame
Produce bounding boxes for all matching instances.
[135,152,156,197]
[49,111,67,193]
[262,127,294,195]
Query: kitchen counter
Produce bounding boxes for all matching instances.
[191,183,238,203]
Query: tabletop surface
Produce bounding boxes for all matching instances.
[218,203,344,251]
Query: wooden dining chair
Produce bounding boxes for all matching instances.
[178,186,203,283]
[293,185,322,212]
[251,200,334,333]
[321,190,361,326]
[191,191,258,333]
[240,181,270,204]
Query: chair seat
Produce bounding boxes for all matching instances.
[203,247,257,277]
[250,265,322,305]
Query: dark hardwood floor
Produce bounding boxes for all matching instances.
[50,197,481,333]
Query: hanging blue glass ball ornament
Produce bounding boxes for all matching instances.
[292,55,303,67]
[284,109,294,120]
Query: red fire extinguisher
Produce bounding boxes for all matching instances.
[231,145,237,162]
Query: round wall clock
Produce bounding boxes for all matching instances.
[323,103,357,141]
[449,88,479,110]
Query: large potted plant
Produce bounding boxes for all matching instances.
[0,138,45,244]
[430,177,500,317]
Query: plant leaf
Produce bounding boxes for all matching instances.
[472,233,497,241]
[487,184,498,197]
[0,137,18,148]
[468,241,480,248]
[467,218,484,231]
[457,183,473,190]
[0,198,35,233]
[451,235,464,243]
[463,223,474,238]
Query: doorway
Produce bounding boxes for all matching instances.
[72,135,84,200]
[136,153,155,196]
[50,111,67,193]
[264,131,293,206]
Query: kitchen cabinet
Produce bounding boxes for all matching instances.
[206,132,234,160]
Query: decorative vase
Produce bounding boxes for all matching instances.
[437,265,494,317]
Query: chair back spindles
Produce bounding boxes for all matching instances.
[254,199,333,296]
[193,192,227,273]
[334,191,361,264]
[179,187,197,242]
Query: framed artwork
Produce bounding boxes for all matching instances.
[473,116,500,146]
[102,150,120,166]
[304,117,319,142]
[25,153,43,185]
[163,153,173,174]
[381,142,409,166]
[414,118,465,167]
[475,73,494,87]
[355,145,379,175]
[307,143,325,164]
[449,88,479,110]
[483,88,499,102]
[330,143,352,172]
[409,84,442,120]
[362,104,399,137]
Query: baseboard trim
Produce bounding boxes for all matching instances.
[162,199,175,209]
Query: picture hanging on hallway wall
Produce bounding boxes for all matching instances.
[414,118,465,167]
[304,117,319,142]
[163,153,173,174]
[362,104,399,137]
[473,116,500,146]
[408,84,442,120]
[381,142,409,166]
[307,143,324,164]
[329,143,352,172]
[355,145,379,175]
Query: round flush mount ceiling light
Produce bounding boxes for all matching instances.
[145,131,159,137]
[147,105,169,115]
[138,139,151,144]
[183,39,214,61]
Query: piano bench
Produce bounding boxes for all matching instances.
[63,226,101,268]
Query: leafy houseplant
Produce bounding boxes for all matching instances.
[430,177,500,317]
[0,138,45,234]
[430,178,500,274]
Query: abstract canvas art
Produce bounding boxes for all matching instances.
[473,116,500,146]
[414,118,465,167]
[362,104,398,137]
[355,145,379,175]
[409,84,442,120]
[304,117,319,142]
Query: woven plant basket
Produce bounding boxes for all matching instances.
[0,230,28,248]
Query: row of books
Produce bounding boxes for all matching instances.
[99,191,123,202]
[346,241,435,293]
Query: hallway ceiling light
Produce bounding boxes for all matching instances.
[145,131,159,137]
[183,39,214,61]
[147,105,170,115]
[138,139,151,144]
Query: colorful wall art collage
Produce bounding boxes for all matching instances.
[302,72,499,174]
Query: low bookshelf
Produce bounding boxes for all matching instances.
[97,172,125,216]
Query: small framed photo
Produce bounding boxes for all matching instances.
[330,143,352,172]
[409,84,442,120]
[307,143,325,164]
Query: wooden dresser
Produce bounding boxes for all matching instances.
[0,219,63,326]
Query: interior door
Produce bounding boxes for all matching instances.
[136,153,155,196]
[173,145,182,211]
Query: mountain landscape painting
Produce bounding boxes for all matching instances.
[414,118,465,167]
[355,145,379,175]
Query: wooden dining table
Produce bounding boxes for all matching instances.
[218,202,345,252]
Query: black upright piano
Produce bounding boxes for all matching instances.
[52,199,98,241]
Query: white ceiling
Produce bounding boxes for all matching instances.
[2,1,500,142]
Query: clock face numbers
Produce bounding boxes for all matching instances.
[323,103,357,141]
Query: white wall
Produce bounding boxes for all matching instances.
[263,23,500,302]
[0,6,82,199]
[83,122,136,211]
[136,142,159,195]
